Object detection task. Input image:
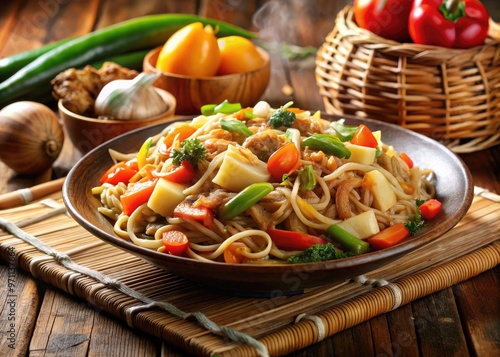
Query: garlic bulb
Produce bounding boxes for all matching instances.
[94,72,168,120]
[0,101,64,175]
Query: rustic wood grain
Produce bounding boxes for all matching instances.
[454,269,500,355]
[413,288,470,356]
[0,268,39,357]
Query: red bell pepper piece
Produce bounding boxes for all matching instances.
[419,198,442,220]
[353,0,413,42]
[408,0,490,48]
[365,223,411,250]
[120,179,157,216]
[174,201,214,227]
[99,159,138,185]
[152,160,196,184]
[267,228,327,251]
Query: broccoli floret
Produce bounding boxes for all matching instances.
[171,138,206,168]
[268,102,296,129]
[287,243,354,263]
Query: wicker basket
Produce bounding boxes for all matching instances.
[315,6,500,153]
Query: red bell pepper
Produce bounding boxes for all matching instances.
[120,179,157,216]
[419,198,442,220]
[174,201,214,227]
[409,0,490,48]
[267,228,327,251]
[100,159,138,185]
[353,0,414,42]
[152,160,196,184]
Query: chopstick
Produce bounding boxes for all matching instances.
[0,177,66,210]
[474,186,500,203]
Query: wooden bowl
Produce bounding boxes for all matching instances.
[58,88,176,154]
[143,46,270,115]
[63,114,473,297]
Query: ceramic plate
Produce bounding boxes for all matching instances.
[63,114,473,296]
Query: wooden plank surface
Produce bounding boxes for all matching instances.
[0,1,499,356]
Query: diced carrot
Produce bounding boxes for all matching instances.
[365,223,410,250]
[399,152,414,169]
[224,242,250,264]
[162,230,189,256]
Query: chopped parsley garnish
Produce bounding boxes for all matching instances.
[171,138,206,168]
[404,199,426,235]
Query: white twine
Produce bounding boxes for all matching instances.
[353,275,403,310]
[295,313,326,342]
[16,188,33,204]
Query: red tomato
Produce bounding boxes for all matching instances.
[120,179,157,216]
[267,143,301,182]
[162,230,189,256]
[354,0,413,42]
[419,198,442,220]
[267,228,327,251]
[350,124,378,148]
[365,223,411,250]
[223,242,250,264]
[99,159,138,185]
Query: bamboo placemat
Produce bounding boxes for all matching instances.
[0,192,499,356]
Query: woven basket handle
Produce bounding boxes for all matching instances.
[489,19,500,42]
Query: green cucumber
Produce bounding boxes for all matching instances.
[0,38,73,82]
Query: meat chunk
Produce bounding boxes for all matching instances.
[242,130,284,162]
[292,116,330,136]
[190,189,235,211]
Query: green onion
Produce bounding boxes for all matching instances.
[220,119,253,137]
[331,120,358,142]
[218,182,274,220]
[201,100,242,116]
[303,133,351,159]
[325,224,371,255]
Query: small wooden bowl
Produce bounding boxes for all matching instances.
[59,88,176,154]
[143,46,271,115]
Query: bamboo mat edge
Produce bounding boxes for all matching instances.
[0,194,499,357]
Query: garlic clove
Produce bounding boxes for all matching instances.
[94,72,168,120]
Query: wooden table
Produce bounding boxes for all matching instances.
[1,1,499,356]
